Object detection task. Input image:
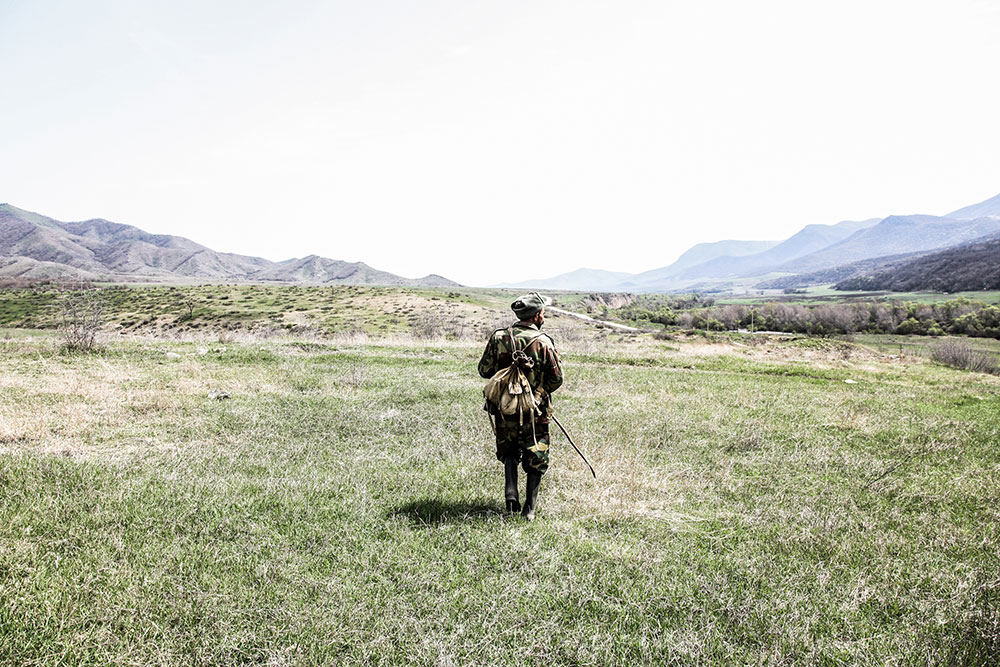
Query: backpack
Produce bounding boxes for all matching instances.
[483,327,545,427]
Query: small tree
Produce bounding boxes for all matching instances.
[59,289,106,352]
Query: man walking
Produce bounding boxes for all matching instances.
[478,292,563,521]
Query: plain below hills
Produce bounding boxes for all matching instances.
[0,203,459,287]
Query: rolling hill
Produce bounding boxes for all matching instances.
[754,251,928,290]
[660,218,879,283]
[0,204,459,286]
[947,192,1000,220]
[508,190,1000,293]
[615,239,779,289]
[776,215,1000,274]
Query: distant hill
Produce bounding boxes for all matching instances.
[754,251,928,290]
[834,234,1000,292]
[510,241,779,292]
[615,239,778,291]
[645,239,778,277]
[0,204,460,286]
[661,219,880,283]
[496,267,636,291]
[776,215,1000,275]
[946,191,1000,220]
[254,254,457,287]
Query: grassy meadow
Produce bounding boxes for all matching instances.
[716,289,1000,306]
[1,285,999,665]
[0,284,510,338]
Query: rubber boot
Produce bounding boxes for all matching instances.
[521,470,542,521]
[504,456,520,513]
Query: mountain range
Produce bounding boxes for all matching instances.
[5,190,1000,293]
[0,204,459,287]
[500,190,1000,293]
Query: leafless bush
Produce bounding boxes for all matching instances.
[411,311,477,340]
[410,312,443,339]
[931,339,999,374]
[343,354,368,387]
[551,325,583,342]
[59,289,106,352]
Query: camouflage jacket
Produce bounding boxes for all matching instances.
[478,323,563,420]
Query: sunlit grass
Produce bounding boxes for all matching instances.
[1,327,998,664]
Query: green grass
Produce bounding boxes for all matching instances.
[717,289,1000,306]
[0,285,523,337]
[1,326,998,664]
[850,333,1000,360]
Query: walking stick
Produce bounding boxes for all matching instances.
[551,414,596,479]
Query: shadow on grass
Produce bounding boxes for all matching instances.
[390,498,507,525]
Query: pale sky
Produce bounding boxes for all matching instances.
[2,0,999,286]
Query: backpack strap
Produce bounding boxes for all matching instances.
[507,326,545,355]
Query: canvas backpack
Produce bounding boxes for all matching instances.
[483,327,546,428]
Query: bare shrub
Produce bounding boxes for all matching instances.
[410,312,443,339]
[553,325,583,343]
[411,311,477,340]
[59,289,106,352]
[931,339,999,374]
[343,354,368,387]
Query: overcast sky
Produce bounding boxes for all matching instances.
[2,0,999,286]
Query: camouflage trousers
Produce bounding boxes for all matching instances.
[495,417,550,475]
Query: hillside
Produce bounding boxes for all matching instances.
[634,219,879,287]
[510,192,1000,293]
[777,215,1000,274]
[636,239,778,278]
[0,204,459,286]
[498,241,778,292]
[754,250,927,290]
[947,191,1000,220]
[834,235,1000,292]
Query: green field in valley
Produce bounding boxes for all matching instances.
[1,286,998,664]
[716,289,1000,306]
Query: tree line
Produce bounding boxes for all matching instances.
[613,296,1000,339]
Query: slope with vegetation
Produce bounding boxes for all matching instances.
[835,236,1000,293]
[0,284,507,338]
[776,215,1000,275]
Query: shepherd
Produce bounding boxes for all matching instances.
[479,292,563,521]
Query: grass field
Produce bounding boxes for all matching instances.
[716,289,1000,306]
[0,285,516,337]
[847,333,1000,360]
[2,297,999,664]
